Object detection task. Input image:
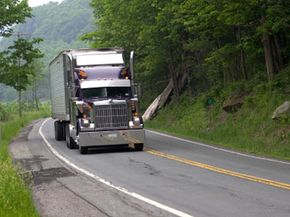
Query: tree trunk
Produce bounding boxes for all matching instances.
[142,79,173,121]
[240,49,247,80]
[167,50,180,100]
[223,68,227,87]
[273,35,284,71]
[262,32,275,81]
[18,90,22,117]
[33,78,39,110]
[236,26,248,80]
[142,74,188,121]
[187,75,193,99]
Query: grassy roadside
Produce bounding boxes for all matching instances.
[0,107,50,217]
[145,82,290,161]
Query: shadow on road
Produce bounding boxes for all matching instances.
[85,145,137,155]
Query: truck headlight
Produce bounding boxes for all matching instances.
[133,116,141,126]
[80,119,95,129]
[128,99,143,128]
[81,118,90,128]
[129,121,134,128]
[80,113,95,128]
[129,115,143,128]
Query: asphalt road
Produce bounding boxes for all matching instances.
[39,118,290,217]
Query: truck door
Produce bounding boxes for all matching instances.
[63,54,77,125]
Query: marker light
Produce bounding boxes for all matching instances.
[78,70,88,79]
[119,68,130,79]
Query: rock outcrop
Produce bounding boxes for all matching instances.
[272,101,290,119]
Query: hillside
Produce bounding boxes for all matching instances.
[146,67,290,161]
[0,0,93,101]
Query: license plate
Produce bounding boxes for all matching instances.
[107,133,118,139]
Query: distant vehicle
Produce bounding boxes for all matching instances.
[49,48,145,154]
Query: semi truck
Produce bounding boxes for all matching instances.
[49,48,145,154]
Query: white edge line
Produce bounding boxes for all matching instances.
[39,118,194,217]
[146,130,290,165]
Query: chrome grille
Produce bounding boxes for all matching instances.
[94,103,128,129]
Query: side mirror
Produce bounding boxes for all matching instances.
[134,83,142,98]
[71,97,80,101]
[130,51,134,80]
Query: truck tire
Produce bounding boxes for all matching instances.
[66,123,77,149]
[54,121,65,141]
[134,143,144,151]
[80,146,88,155]
[54,121,59,140]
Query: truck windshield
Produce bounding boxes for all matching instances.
[81,87,131,99]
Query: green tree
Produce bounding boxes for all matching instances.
[0,0,31,36]
[86,0,290,111]
[0,0,94,102]
[1,38,43,116]
[179,0,290,83]
[30,60,45,110]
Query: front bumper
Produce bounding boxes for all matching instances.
[78,129,145,147]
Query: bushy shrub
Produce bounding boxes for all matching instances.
[0,103,12,121]
[0,107,50,217]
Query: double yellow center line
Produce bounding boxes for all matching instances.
[146,148,290,191]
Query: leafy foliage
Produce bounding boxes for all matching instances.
[0,0,31,36]
[0,0,94,102]
[0,37,43,117]
[0,103,50,217]
[0,0,44,117]
[1,38,43,92]
[86,0,290,107]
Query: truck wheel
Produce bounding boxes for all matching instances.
[66,123,77,149]
[61,122,66,140]
[134,143,144,151]
[80,147,88,155]
[54,121,60,140]
[55,121,66,141]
